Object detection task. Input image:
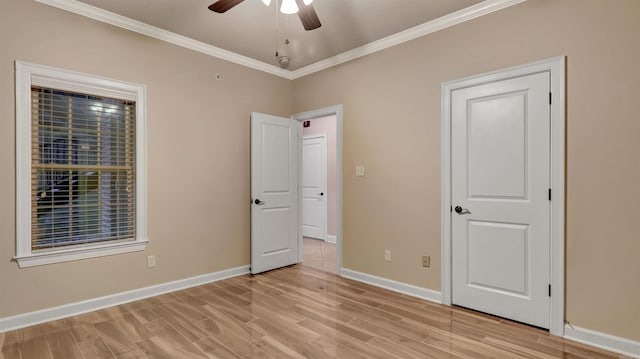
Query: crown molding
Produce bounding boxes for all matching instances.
[34,0,525,80]
[34,0,294,79]
[290,0,527,79]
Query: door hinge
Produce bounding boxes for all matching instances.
[548,188,551,201]
[548,284,551,297]
[450,205,453,213]
[549,92,552,105]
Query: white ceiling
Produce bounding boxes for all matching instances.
[73,0,483,71]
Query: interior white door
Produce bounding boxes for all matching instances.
[251,112,300,274]
[302,135,327,240]
[451,72,551,328]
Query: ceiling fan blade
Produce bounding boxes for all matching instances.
[295,0,321,31]
[208,0,244,13]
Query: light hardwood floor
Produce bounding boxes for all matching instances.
[303,237,336,274]
[1,248,629,358]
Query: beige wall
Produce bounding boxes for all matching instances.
[0,0,291,318]
[302,115,337,237]
[293,0,640,342]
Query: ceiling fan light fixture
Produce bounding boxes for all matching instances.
[262,0,271,5]
[280,0,298,14]
[303,0,314,5]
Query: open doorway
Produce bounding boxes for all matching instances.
[302,117,336,273]
[292,105,343,275]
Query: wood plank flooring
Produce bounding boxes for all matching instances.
[1,258,630,358]
[302,237,336,274]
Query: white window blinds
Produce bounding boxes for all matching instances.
[31,86,136,250]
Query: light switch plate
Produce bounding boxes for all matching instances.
[355,165,365,177]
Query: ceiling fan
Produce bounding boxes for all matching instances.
[208,0,322,31]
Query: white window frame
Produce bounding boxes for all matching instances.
[14,61,148,268]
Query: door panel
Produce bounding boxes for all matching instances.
[451,72,550,328]
[261,208,291,254]
[467,221,529,295]
[262,124,292,192]
[468,92,527,199]
[302,135,327,240]
[251,113,299,274]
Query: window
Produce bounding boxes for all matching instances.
[15,62,147,267]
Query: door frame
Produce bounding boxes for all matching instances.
[302,133,328,241]
[440,57,566,336]
[292,105,343,275]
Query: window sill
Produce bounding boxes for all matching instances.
[14,239,148,268]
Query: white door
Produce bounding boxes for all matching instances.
[251,112,300,274]
[302,135,327,240]
[451,72,551,328]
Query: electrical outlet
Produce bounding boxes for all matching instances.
[355,165,365,177]
[422,256,430,268]
[385,250,391,262]
[147,255,156,268]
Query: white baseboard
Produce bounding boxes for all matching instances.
[341,268,441,304]
[326,235,337,244]
[564,324,640,358]
[0,265,250,333]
